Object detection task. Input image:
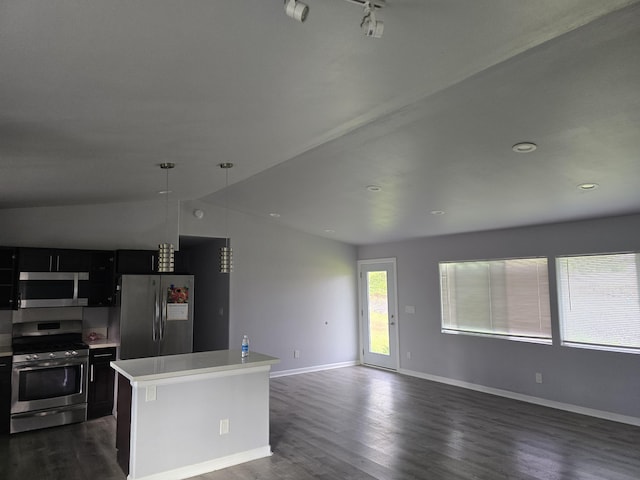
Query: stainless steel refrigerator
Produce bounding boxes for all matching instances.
[117,274,194,360]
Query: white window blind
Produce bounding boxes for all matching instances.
[440,258,552,342]
[556,253,640,353]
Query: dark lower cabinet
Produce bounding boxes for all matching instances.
[87,347,116,419]
[0,356,11,434]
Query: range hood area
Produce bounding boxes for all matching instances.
[18,271,89,309]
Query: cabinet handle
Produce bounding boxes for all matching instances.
[56,255,60,271]
[93,353,113,358]
[49,255,53,272]
[90,364,94,382]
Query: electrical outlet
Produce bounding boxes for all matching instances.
[535,372,543,384]
[219,419,229,435]
[294,350,300,359]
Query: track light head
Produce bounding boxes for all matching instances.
[285,0,309,22]
[362,17,384,37]
[361,1,383,38]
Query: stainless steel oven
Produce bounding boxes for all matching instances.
[10,320,89,434]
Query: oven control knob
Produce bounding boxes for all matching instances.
[32,354,39,360]
[26,355,32,361]
[65,351,72,357]
[49,353,56,359]
[71,351,78,356]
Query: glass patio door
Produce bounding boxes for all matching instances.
[358,259,398,370]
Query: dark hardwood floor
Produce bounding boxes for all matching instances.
[2,366,639,480]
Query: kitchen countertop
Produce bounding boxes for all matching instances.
[86,338,119,349]
[111,349,279,383]
[0,333,12,357]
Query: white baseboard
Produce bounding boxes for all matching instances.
[129,446,272,480]
[399,368,640,427]
[270,360,359,378]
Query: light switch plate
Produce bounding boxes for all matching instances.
[146,385,157,402]
[219,419,230,435]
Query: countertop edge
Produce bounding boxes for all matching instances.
[111,350,280,383]
[111,359,279,383]
[87,340,119,349]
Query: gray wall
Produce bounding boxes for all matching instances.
[181,200,359,372]
[0,199,179,250]
[358,213,640,419]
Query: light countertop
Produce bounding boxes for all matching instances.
[0,333,12,357]
[111,349,279,383]
[86,339,119,349]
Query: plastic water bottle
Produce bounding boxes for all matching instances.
[241,335,249,357]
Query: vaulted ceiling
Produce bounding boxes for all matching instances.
[2,0,639,245]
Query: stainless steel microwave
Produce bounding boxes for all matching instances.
[18,271,89,308]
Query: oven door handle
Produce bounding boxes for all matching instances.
[13,359,88,371]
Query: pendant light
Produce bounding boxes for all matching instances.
[219,162,233,273]
[158,162,175,273]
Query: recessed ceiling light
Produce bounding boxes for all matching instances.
[430,210,445,215]
[577,182,599,191]
[512,142,537,153]
[366,185,382,192]
[269,213,281,218]
[324,229,335,233]
[157,189,173,195]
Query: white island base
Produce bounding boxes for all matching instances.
[111,350,280,480]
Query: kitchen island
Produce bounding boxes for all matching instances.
[111,350,279,480]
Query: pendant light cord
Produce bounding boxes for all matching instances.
[225,165,229,249]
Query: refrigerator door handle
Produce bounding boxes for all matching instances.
[153,287,160,341]
[160,287,167,340]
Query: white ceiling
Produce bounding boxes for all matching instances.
[2,0,639,245]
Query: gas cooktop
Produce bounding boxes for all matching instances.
[12,341,89,355]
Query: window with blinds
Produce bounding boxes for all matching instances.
[440,257,552,343]
[556,252,640,354]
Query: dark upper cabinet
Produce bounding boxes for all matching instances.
[17,248,115,307]
[116,250,158,274]
[88,250,116,307]
[0,248,18,310]
[18,248,92,272]
[116,249,189,275]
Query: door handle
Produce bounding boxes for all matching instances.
[160,289,167,340]
[153,288,159,341]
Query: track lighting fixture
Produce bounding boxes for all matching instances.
[284,0,385,36]
[219,162,234,274]
[285,0,309,22]
[361,1,384,38]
